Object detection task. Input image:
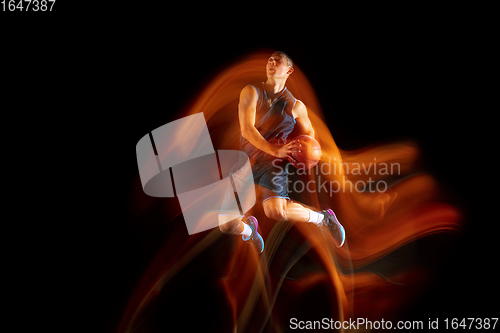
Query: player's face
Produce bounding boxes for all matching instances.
[266,53,293,79]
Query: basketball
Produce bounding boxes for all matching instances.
[290,135,322,169]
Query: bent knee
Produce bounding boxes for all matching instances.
[263,202,287,221]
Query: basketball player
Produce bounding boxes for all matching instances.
[219,51,345,252]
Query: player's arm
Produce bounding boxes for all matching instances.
[292,100,315,138]
[239,85,300,158]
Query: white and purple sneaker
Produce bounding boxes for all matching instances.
[242,216,264,253]
[321,209,346,247]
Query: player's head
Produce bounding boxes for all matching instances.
[266,51,294,80]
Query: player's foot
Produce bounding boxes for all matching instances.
[320,209,346,247]
[242,216,264,253]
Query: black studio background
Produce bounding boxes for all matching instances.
[93,31,495,331]
[3,8,494,331]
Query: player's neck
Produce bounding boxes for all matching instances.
[264,78,286,96]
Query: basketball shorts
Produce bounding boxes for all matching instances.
[253,159,291,201]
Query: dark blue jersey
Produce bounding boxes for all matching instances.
[240,83,297,164]
[239,83,297,198]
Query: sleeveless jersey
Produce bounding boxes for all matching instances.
[240,82,297,164]
[238,83,297,196]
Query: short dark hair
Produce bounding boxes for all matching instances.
[272,51,293,68]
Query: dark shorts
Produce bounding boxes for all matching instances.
[253,159,291,202]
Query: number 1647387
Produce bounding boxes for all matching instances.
[1,0,56,11]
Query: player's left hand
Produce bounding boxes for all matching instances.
[274,140,301,160]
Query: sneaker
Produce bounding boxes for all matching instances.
[242,216,264,253]
[320,209,346,247]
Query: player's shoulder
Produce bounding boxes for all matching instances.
[293,99,308,115]
[240,84,258,100]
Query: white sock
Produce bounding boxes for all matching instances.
[240,223,253,237]
[307,210,325,225]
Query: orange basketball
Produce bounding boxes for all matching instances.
[291,135,322,169]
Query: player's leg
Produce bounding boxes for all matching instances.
[262,195,345,247]
[218,213,264,253]
[218,216,245,234]
[217,164,264,252]
[262,196,319,224]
